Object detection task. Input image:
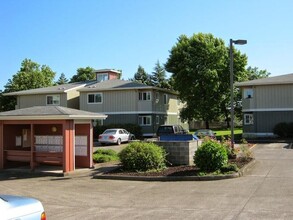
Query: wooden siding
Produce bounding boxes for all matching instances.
[243,84,293,110]
[243,111,293,133]
[17,93,68,109]
[103,114,138,125]
[80,89,180,115]
[66,90,80,109]
[80,90,137,112]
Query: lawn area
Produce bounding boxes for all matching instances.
[214,128,242,136]
[191,128,243,140]
[214,128,243,140]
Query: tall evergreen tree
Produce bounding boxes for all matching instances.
[56,73,69,85]
[151,60,170,89]
[133,65,151,85]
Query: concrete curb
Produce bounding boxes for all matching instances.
[93,158,256,182]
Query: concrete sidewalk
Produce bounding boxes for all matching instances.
[1,143,293,219]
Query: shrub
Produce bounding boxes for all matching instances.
[93,149,119,163]
[194,139,228,172]
[273,122,289,138]
[220,136,236,159]
[288,122,293,137]
[220,163,239,173]
[119,141,166,172]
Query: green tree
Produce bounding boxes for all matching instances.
[150,60,171,89]
[165,33,248,128]
[245,66,270,80]
[219,47,248,128]
[5,59,56,92]
[70,67,95,82]
[56,73,69,85]
[1,59,56,111]
[133,65,152,85]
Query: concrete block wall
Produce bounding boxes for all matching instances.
[155,140,202,165]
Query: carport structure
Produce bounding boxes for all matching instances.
[0,106,107,174]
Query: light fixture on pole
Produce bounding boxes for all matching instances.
[230,39,247,149]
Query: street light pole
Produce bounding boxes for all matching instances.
[230,39,247,149]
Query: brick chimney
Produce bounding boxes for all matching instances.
[94,69,121,82]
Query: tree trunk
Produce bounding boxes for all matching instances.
[205,120,209,129]
[225,111,230,129]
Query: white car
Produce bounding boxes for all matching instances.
[98,128,135,145]
[0,194,46,220]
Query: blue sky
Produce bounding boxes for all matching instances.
[1,0,293,90]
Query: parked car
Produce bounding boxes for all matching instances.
[156,124,188,137]
[98,128,135,145]
[194,129,216,139]
[0,194,46,220]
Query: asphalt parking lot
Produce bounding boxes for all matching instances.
[1,143,293,219]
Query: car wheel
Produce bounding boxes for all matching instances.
[117,138,121,145]
[130,136,135,140]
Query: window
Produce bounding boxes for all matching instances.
[92,119,104,126]
[96,73,109,82]
[244,114,254,125]
[139,115,152,126]
[46,95,60,105]
[156,115,160,124]
[88,93,103,104]
[139,91,151,101]
[163,94,168,104]
[155,92,159,103]
[244,88,253,99]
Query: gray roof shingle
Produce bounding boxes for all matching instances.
[235,73,293,87]
[0,106,107,120]
[4,82,87,96]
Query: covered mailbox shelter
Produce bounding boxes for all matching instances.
[0,106,107,174]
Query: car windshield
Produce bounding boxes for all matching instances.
[158,126,173,133]
[103,129,117,135]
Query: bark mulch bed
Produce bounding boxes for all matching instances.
[105,157,253,177]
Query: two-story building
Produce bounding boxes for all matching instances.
[4,69,188,137]
[236,73,293,138]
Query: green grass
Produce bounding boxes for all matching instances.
[191,128,243,140]
[214,128,243,140]
[93,149,119,163]
[214,128,242,136]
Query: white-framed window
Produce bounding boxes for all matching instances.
[96,73,109,82]
[88,93,103,104]
[155,92,159,103]
[46,95,60,106]
[139,115,152,126]
[244,88,253,99]
[156,115,160,124]
[139,91,151,101]
[163,94,168,104]
[244,113,254,125]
